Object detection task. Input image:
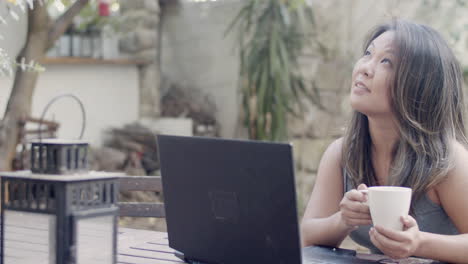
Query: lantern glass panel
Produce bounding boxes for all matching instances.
[76,215,114,264]
[4,210,56,264]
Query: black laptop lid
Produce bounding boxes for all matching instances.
[157,135,302,264]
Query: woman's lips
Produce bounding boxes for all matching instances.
[353,81,370,94]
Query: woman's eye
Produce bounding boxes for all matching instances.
[381,58,392,65]
[364,50,371,56]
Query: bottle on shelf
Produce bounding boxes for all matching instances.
[59,26,72,57]
[80,27,93,57]
[70,21,83,57]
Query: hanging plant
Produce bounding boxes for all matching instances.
[226,0,322,141]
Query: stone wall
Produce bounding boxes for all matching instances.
[119,0,161,118]
[159,0,241,138]
[119,0,467,217]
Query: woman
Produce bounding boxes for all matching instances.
[301,19,468,263]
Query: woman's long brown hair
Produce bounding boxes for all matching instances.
[342,19,467,205]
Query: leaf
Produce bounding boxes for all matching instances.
[223,4,250,38]
[269,28,279,76]
[279,2,291,26]
[272,94,286,141]
[299,79,325,110]
[256,67,268,114]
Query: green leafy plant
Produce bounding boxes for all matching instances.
[75,1,124,34]
[49,0,126,35]
[226,0,322,141]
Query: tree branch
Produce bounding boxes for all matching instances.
[28,0,50,37]
[47,0,89,50]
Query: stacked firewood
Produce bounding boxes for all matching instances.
[92,123,166,230]
[161,85,219,137]
[90,123,159,175]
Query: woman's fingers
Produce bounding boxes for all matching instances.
[401,215,417,230]
[357,183,368,190]
[369,229,398,258]
[339,185,373,228]
[373,225,407,243]
[348,219,373,226]
[345,189,368,203]
[370,227,413,259]
[342,209,372,220]
[342,211,372,226]
[340,198,370,214]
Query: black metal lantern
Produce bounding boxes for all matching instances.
[0,94,120,264]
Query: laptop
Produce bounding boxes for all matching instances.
[157,135,379,264]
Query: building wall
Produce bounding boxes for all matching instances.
[160,0,242,138]
[0,64,140,146]
[0,2,140,147]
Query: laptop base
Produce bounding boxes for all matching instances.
[174,250,211,264]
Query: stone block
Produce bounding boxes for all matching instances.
[143,16,160,28]
[139,63,161,117]
[121,0,159,13]
[298,55,319,80]
[295,170,317,216]
[120,32,138,53]
[139,117,193,137]
[136,28,158,50]
[120,29,158,53]
[133,48,158,61]
[314,60,352,93]
[120,0,147,12]
[288,112,344,139]
[291,138,335,174]
[122,10,159,28]
[288,90,350,139]
[144,0,160,13]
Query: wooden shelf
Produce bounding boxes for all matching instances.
[41,57,151,66]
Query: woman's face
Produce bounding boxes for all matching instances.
[350,31,397,117]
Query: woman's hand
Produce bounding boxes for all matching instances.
[369,215,421,259]
[339,184,372,229]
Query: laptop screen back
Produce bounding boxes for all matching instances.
[157,135,302,264]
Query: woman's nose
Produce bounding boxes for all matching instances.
[358,59,375,78]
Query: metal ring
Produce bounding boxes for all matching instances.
[38,94,86,141]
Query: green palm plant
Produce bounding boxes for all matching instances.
[227,0,322,141]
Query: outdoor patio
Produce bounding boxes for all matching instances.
[0,0,467,263]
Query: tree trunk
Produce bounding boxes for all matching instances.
[0,0,89,171]
[0,4,49,171]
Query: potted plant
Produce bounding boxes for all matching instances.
[226,0,322,141]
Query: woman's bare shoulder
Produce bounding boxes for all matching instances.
[312,137,345,180]
[303,137,345,219]
[435,141,468,233]
[436,139,468,190]
[322,137,344,165]
[449,140,468,167]
[452,139,468,153]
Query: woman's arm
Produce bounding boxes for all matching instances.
[300,138,370,247]
[369,141,468,263]
[415,141,468,263]
[416,232,468,263]
[301,138,347,247]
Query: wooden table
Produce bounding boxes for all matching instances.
[0,224,441,264]
[118,228,442,264]
[118,228,184,264]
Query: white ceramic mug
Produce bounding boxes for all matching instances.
[361,186,412,231]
